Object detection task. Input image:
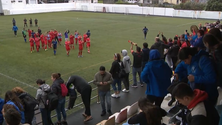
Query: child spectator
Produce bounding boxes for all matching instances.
[172,83,219,125]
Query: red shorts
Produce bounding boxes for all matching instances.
[66,47,70,51]
[30,44,34,47]
[70,41,74,44]
[75,38,78,41]
[87,43,90,47]
[29,34,31,37]
[44,41,47,45]
[79,47,83,50]
[84,39,86,42]
[58,38,62,41]
[48,40,51,43]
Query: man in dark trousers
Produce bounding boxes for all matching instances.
[142,26,148,39]
[66,75,92,122]
[12,18,16,26]
[142,42,150,69]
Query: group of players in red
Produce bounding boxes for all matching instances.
[65,31,91,57]
[27,28,91,56]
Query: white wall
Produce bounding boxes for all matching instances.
[1,2,222,20]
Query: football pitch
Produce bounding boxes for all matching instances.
[0,11,210,101]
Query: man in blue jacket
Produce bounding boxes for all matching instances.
[12,25,18,37]
[141,49,172,107]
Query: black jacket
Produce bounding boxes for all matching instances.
[168,44,180,58]
[51,78,64,100]
[109,60,121,79]
[66,75,91,94]
[150,41,169,59]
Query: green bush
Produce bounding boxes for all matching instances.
[205,0,222,11]
[173,1,206,10]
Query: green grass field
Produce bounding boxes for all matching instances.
[0,11,211,119]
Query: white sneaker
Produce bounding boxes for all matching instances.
[122,89,129,93]
[111,93,117,98]
[116,94,120,98]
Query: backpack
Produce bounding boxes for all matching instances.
[118,61,126,78]
[60,83,68,97]
[19,93,38,111]
[40,87,58,111]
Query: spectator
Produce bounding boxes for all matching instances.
[51,73,67,125]
[36,79,53,125]
[130,43,143,87]
[109,53,122,98]
[172,83,219,125]
[141,42,150,70]
[93,66,113,116]
[11,87,36,125]
[121,49,131,93]
[203,34,222,88]
[150,37,169,59]
[0,98,4,125]
[128,98,166,125]
[66,75,92,122]
[190,30,205,50]
[174,47,218,106]
[141,49,172,107]
[67,84,77,110]
[4,91,25,124]
[208,28,222,41]
[167,41,180,70]
[2,105,21,125]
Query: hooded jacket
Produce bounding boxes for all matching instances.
[141,49,172,97]
[175,50,218,104]
[121,49,131,73]
[51,77,65,100]
[186,89,219,125]
[36,84,51,109]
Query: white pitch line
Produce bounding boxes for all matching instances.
[0,72,38,90]
[176,21,200,27]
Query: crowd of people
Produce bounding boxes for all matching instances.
[4,18,222,125]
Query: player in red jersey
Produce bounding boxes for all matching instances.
[40,33,45,49]
[74,31,79,45]
[44,33,48,51]
[83,33,87,48]
[29,37,35,53]
[35,36,40,52]
[57,31,62,45]
[78,39,83,57]
[47,32,52,48]
[28,29,32,38]
[69,34,75,49]
[65,41,71,56]
[86,37,91,53]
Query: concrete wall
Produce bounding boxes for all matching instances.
[1,2,222,20]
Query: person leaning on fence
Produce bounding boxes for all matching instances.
[93,66,113,117]
[171,83,219,125]
[66,75,92,122]
[36,79,53,125]
[51,73,67,125]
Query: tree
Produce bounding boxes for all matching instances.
[205,0,222,11]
